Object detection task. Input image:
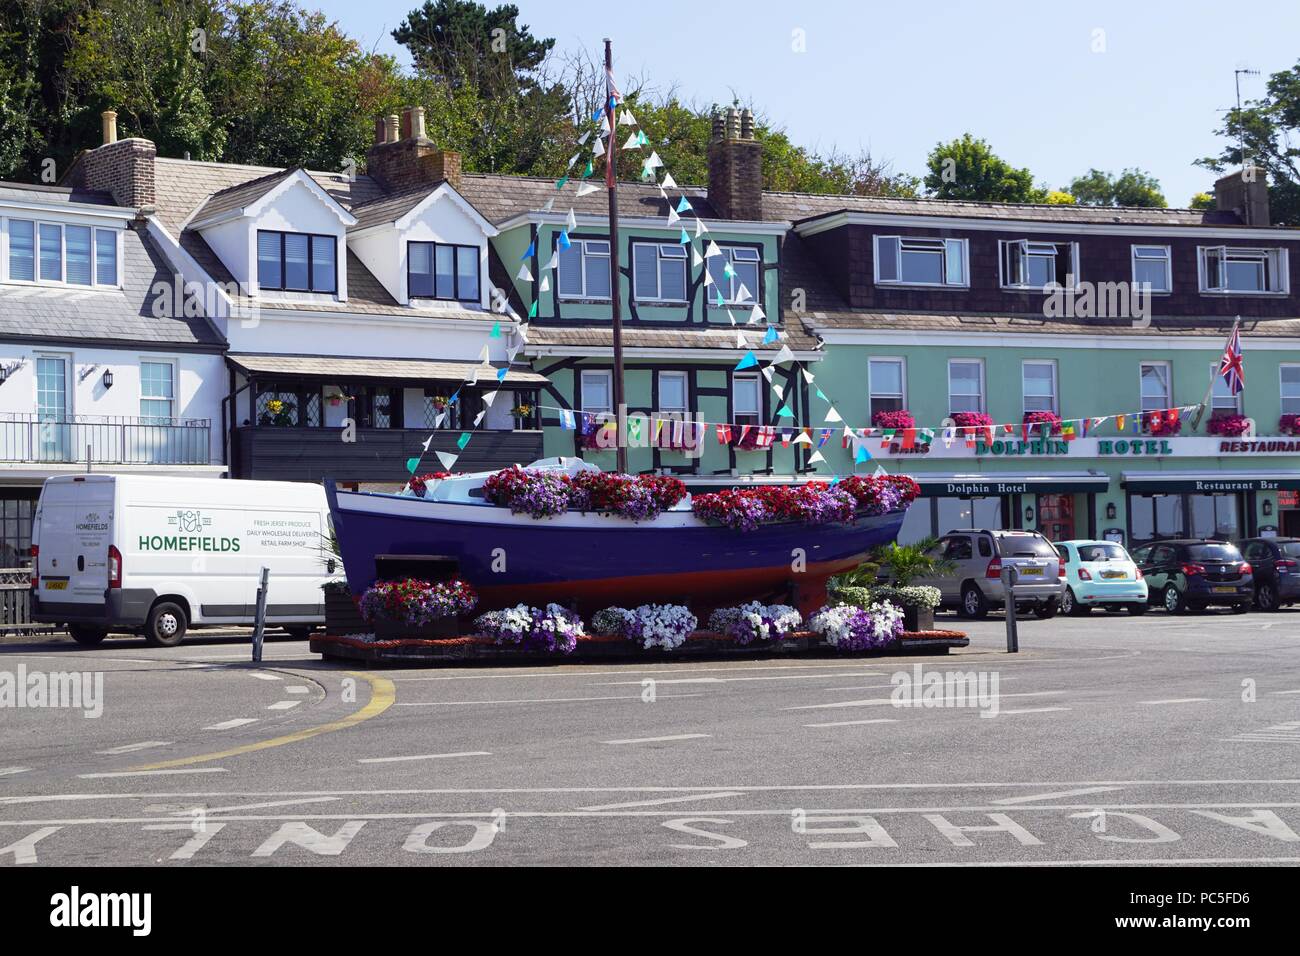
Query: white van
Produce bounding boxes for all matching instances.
[31,475,341,647]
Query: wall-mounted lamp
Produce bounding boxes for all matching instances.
[1263,499,1274,517]
[1024,505,1034,524]
[102,369,114,389]
[1105,502,1117,520]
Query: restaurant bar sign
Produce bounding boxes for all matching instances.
[869,435,1300,460]
[1122,476,1300,492]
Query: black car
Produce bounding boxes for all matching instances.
[1129,539,1253,614]
[1236,537,1300,611]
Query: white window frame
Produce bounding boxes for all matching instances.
[558,239,612,301]
[580,369,613,415]
[656,370,689,415]
[1197,245,1289,295]
[1021,359,1058,415]
[947,358,986,414]
[1139,361,1172,412]
[632,242,688,302]
[1130,244,1172,294]
[34,351,72,420]
[1280,364,1300,416]
[733,371,761,425]
[139,359,177,423]
[709,245,762,306]
[999,239,1080,291]
[1,217,122,289]
[873,235,968,288]
[1208,361,1242,413]
[868,357,906,415]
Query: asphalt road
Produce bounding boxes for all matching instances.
[1,607,1299,867]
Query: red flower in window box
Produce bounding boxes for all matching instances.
[407,471,452,498]
[871,409,915,431]
[1281,414,1300,436]
[1207,413,1251,437]
[951,411,993,428]
[1022,410,1062,435]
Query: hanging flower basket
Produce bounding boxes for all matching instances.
[1207,413,1251,437]
[951,411,993,428]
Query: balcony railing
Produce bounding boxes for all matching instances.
[0,413,212,465]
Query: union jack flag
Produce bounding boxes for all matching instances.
[1219,323,1245,395]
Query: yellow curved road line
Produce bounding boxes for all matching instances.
[128,672,395,771]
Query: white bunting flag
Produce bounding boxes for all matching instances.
[761,366,774,383]
[808,449,826,464]
[517,263,533,282]
[540,274,551,292]
[873,464,888,477]
[750,304,766,323]
[794,431,813,445]
[466,367,480,386]
[421,435,433,452]
[566,208,577,230]
[705,240,722,258]
[692,246,704,267]
[735,283,752,303]
[576,182,599,197]
[667,207,680,226]
[473,410,486,427]
[735,332,746,348]
[545,250,559,271]
[824,406,842,423]
[801,367,815,384]
[592,137,605,158]
[435,451,458,471]
[622,132,640,150]
[578,131,591,146]
[541,198,555,213]
[645,151,663,170]
[482,390,499,407]
[620,109,636,126]
[566,152,580,169]
[478,345,490,364]
[770,344,795,365]
[435,412,446,429]
[662,172,677,190]
[694,217,705,238]
[772,382,785,400]
[703,269,714,287]
[727,309,737,326]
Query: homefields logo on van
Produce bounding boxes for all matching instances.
[138,509,241,553]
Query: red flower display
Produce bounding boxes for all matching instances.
[1022,411,1062,435]
[871,409,915,431]
[951,412,993,428]
[407,472,451,498]
[1207,413,1251,437]
[1281,414,1300,436]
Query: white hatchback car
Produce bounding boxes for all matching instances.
[1054,539,1149,616]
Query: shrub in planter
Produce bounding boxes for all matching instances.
[358,578,478,638]
[872,409,915,431]
[592,604,697,650]
[474,603,584,654]
[1207,413,1251,437]
[809,600,905,650]
[707,602,801,645]
[833,583,941,632]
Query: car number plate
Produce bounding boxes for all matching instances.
[1212,585,1236,594]
[1101,571,1125,579]
[44,580,67,590]
[1019,566,1043,576]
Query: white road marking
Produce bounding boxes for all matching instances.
[203,718,260,730]
[1139,698,1213,705]
[992,786,1123,805]
[188,797,341,814]
[285,686,310,695]
[579,791,743,811]
[390,661,884,682]
[1269,689,1300,696]
[602,733,712,746]
[95,741,172,756]
[594,671,884,686]
[786,690,1065,711]
[358,752,492,764]
[399,693,704,706]
[804,718,899,728]
[991,707,1073,716]
[0,767,31,777]
[78,768,229,779]
[249,672,282,681]
[266,700,301,711]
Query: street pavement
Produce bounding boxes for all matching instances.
[1,608,1299,866]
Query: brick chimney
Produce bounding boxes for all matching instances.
[708,107,762,220]
[78,110,156,210]
[366,106,462,191]
[1214,166,1270,226]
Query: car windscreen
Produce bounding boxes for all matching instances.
[997,535,1057,558]
[1187,543,1243,563]
[1077,543,1127,562]
[1281,542,1300,557]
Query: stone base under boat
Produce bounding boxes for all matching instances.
[310,629,969,665]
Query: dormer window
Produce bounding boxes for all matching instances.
[408,242,480,302]
[1198,246,1288,294]
[1000,240,1078,290]
[875,236,967,287]
[4,219,118,287]
[256,230,336,294]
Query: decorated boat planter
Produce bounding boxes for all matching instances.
[325,459,919,617]
[358,578,479,640]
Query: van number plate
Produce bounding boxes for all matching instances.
[44,580,67,590]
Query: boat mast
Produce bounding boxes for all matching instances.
[604,38,628,474]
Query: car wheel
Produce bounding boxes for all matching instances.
[1033,599,1060,620]
[144,601,188,648]
[1255,582,1279,612]
[1062,588,1087,616]
[1163,585,1187,614]
[1231,602,1250,615]
[1126,603,1148,616]
[959,584,989,619]
[68,625,108,647]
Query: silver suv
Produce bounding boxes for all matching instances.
[914,529,1067,619]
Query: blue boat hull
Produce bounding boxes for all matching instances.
[327,486,907,616]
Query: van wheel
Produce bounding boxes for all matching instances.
[959,584,988,619]
[283,625,313,641]
[145,602,188,647]
[69,625,108,647]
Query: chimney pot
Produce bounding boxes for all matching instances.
[711,109,725,142]
[400,106,427,141]
[725,107,741,140]
[384,114,399,144]
[740,108,755,140]
[101,110,118,146]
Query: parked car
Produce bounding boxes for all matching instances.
[1055,539,1149,616]
[1236,537,1300,611]
[914,529,1065,619]
[1129,539,1253,614]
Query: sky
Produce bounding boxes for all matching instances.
[312,0,1300,206]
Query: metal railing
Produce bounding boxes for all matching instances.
[0,567,48,635]
[0,413,212,465]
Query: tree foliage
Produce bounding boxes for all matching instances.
[1068,167,1166,207]
[1197,58,1300,225]
[924,133,1045,203]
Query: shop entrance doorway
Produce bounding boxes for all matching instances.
[1037,493,1075,542]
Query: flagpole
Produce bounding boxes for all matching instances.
[1191,316,1240,429]
[604,38,628,474]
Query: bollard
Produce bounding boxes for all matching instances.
[252,566,270,663]
[1000,563,1020,653]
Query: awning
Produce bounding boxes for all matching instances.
[227,353,548,386]
[1121,471,1300,493]
[915,473,1111,497]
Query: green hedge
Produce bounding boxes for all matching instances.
[831,584,941,610]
